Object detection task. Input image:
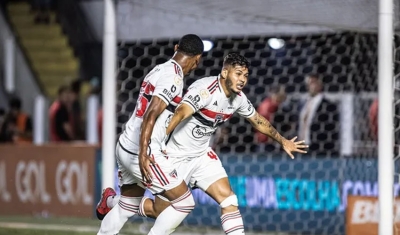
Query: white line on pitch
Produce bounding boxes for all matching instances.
[0,222,98,232]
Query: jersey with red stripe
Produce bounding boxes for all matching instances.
[119,59,184,154]
[165,75,256,159]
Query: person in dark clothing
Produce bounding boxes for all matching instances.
[70,79,84,140]
[0,97,32,143]
[49,86,74,141]
[298,74,340,156]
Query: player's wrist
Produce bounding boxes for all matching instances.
[139,146,148,157]
[278,136,286,145]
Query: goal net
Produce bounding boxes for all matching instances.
[114,1,400,235]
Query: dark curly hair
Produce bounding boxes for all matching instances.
[223,52,250,69]
[177,34,204,56]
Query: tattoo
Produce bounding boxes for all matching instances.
[254,113,283,143]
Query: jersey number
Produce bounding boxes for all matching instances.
[135,82,155,118]
[207,151,218,160]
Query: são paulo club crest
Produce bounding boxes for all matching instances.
[214,114,224,127]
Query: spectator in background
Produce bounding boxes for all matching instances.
[255,85,286,144]
[369,98,378,140]
[298,74,339,156]
[0,97,32,143]
[70,79,83,140]
[49,86,74,142]
[0,116,16,143]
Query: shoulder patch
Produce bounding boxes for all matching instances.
[199,89,210,99]
[174,76,183,86]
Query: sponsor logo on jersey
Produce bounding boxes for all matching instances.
[162,85,177,100]
[228,106,235,109]
[162,89,174,100]
[187,95,201,109]
[192,125,215,138]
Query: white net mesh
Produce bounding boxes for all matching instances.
[117,33,379,156]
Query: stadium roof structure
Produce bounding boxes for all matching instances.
[125,0,400,34]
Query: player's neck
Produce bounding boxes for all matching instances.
[219,76,231,98]
[171,53,189,75]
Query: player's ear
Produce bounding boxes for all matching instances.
[221,67,228,79]
[195,54,202,61]
[174,44,179,52]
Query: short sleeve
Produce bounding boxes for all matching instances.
[181,84,212,112]
[236,93,256,118]
[153,71,183,105]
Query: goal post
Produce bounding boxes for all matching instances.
[378,0,395,234]
[101,0,117,190]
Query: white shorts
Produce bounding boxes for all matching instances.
[178,147,228,192]
[116,142,184,195]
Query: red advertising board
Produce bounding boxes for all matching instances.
[0,145,97,217]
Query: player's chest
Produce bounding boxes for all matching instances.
[205,99,237,125]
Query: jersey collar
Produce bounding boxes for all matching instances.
[170,59,183,77]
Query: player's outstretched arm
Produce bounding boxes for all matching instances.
[139,96,168,182]
[247,111,308,158]
[247,112,284,144]
[166,103,195,135]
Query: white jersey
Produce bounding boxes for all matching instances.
[165,75,256,159]
[119,59,184,154]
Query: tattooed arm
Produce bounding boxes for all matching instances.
[247,111,284,145]
[247,111,308,158]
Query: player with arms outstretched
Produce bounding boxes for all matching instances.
[96,34,204,235]
[155,52,308,234]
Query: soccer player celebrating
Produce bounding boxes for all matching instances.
[96,34,204,235]
[98,52,308,235]
[155,52,308,234]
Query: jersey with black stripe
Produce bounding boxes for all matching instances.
[119,59,184,154]
[165,75,256,159]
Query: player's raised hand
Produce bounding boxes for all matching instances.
[138,151,156,184]
[281,136,308,159]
